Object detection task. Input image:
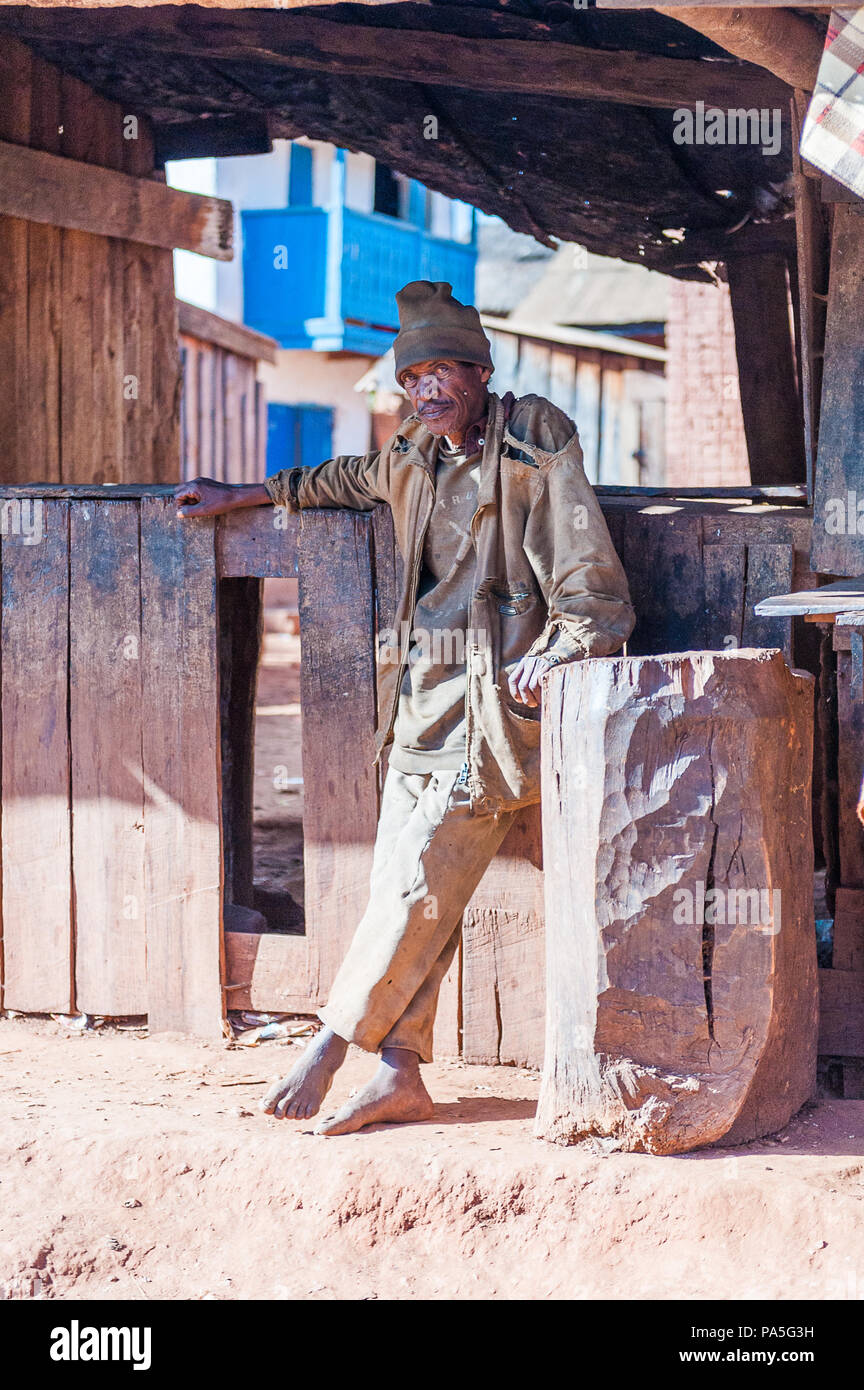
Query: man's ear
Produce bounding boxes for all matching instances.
[478,365,492,385]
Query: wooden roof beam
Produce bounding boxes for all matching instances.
[651,7,824,93]
[0,10,793,109]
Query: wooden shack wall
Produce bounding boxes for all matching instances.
[0,40,180,486]
[179,333,267,487]
[2,490,858,1088]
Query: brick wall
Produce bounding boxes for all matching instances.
[665,279,750,487]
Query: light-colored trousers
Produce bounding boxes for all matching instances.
[318,764,518,1062]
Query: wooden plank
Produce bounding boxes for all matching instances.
[155,113,272,164]
[70,500,147,1014]
[0,42,33,486]
[462,805,545,1067]
[812,206,864,575]
[26,211,62,485]
[756,578,864,618]
[792,121,829,497]
[726,254,806,488]
[703,543,747,650]
[216,505,299,579]
[223,351,243,486]
[219,577,263,910]
[60,228,100,483]
[741,543,795,659]
[0,10,792,109]
[598,369,624,485]
[255,378,268,479]
[1,499,73,1012]
[836,649,864,889]
[224,931,310,1014]
[298,510,381,1004]
[0,138,233,258]
[615,508,706,654]
[27,57,65,510]
[818,968,864,1058]
[241,360,258,486]
[140,496,224,1036]
[150,246,181,484]
[121,242,154,482]
[199,341,215,478]
[574,360,601,484]
[833,888,864,974]
[177,300,277,365]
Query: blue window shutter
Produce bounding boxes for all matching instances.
[298,406,333,468]
[288,143,313,206]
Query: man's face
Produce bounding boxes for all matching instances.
[398,359,491,440]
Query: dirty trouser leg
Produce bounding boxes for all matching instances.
[318,764,517,1063]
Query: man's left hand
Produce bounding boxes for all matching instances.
[508,654,556,708]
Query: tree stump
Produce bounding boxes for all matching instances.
[535,649,817,1154]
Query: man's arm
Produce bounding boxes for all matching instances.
[509,450,635,706]
[175,449,388,521]
[175,479,270,518]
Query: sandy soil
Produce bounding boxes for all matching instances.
[1,1014,863,1302]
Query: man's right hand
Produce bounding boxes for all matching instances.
[175,477,270,519]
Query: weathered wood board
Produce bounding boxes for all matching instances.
[1,499,73,1012]
[70,500,147,1015]
[298,509,381,1005]
[812,206,864,576]
[140,497,224,1036]
[536,650,817,1153]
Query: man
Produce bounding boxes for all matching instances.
[176,280,635,1135]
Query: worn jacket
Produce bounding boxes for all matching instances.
[265,391,635,813]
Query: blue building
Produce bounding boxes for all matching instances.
[176,139,477,474]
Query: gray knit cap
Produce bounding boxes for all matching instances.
[393,280,493,376]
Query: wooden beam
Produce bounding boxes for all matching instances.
[0,10,792,108]
[178,300,278,365]
[154,114,272,165]
[0,138,233,259]
[727,252,806,487]
[651,7,825,93]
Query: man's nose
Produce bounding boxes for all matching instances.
[417,374,441,399]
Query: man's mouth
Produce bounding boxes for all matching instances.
[419,404,451,419]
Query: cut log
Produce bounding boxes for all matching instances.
[536,649,817,1154]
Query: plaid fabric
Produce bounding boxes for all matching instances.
[801,8,864,197]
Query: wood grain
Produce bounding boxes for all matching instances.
[140,496,224,1036]
[0,138,233,258]
[298,510,381,1005]
[536,650,817,1153]
[70,500,147,1014]
[1,499,73,1012]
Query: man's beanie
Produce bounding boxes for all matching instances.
[393,280,493,376]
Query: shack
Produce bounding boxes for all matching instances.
[0,2,860,1143]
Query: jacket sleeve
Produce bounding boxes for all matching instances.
[521,450,635,662]
[264,449,388,513]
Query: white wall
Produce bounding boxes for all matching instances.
[260,350,374,458]
[167,157,218,310]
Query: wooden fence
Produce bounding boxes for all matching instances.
[178,300,277,486]
[1,487,857,1080]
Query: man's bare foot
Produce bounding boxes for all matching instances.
[260,1027,348,1120]
[315,1047,434,1135]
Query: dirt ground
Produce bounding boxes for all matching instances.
[1,1013,863,1302]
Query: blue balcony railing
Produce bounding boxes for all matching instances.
[242,205,476,354]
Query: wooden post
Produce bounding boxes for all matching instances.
[727,254,807,488]
[536,649,817,1154]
